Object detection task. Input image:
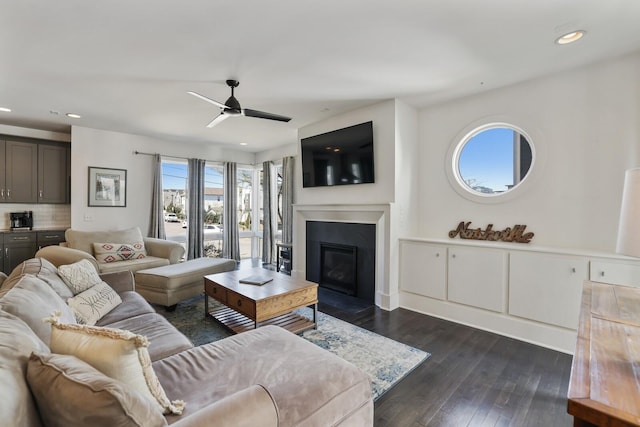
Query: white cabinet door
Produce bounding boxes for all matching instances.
[399,241,446,300]
[590,259,640,287]
[509,251,587,329]
[447,246,507,312]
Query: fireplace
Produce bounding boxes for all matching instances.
[306,221,375,303]
[320,242,357,296]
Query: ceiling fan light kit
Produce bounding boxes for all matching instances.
[189,79,292,128]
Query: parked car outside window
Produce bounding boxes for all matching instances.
[164,213,179,222]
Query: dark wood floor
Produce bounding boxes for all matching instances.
[319,301,574,427]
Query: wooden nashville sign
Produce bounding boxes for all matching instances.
[448,221,534,244]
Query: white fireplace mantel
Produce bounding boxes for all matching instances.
[292,203,396,310]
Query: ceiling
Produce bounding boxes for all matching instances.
[2,0,640,152]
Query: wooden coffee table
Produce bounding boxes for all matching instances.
[204,268,318,334]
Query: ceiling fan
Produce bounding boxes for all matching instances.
[188,79,292,128]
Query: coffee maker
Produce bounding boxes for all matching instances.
[9,211,33,230]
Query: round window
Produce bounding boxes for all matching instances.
[452,123,534,198]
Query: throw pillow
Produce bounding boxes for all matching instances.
[58,259,102,295]
[0,311,49,426]
[93,242,147,264]
[0,274,76,344]
[45,314,185,415]
[67,281,123,325]
[27,352,168,427]
[1,257,74,300]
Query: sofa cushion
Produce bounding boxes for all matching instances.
[66,227,145,255]
[93,242,147,263]
[47,317,185,415]
[97,256,170,274]
[67,281,123,325]
[0,257,74,300]
[95,291,155,325]
[0,274,76,345]
[58,259,103,294]
[154,325,372,426]
[102,312,194,362]
[0,310,49,427]
[27,352,168,427]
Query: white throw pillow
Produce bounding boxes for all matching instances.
[45,315,185,415]
[67,281,122,325]
[58,259,102,295]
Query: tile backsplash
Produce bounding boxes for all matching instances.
[0,204,71,230]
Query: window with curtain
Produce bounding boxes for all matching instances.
[161,160,188,250]
[203,163,224,258]
[237,166,254,259]
[160,159,276,261]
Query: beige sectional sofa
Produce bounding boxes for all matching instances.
[35,227,185,274]
[0,258,373,427]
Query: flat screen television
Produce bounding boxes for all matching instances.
[301,121,374,188]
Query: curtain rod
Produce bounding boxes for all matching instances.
[133,150,279,167]
[134,150,191,162]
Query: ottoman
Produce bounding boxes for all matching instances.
[134,257,237,309]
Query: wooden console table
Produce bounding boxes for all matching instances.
[568,280,640,426]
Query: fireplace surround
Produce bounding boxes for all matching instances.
[293,203,394,309]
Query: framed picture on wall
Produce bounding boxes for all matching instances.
[88,167,127,207]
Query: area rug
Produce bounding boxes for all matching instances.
[157,295,429,401]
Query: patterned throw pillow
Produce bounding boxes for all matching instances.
[93,242,147,264]
[45,315,185,415]
[58,259,102,295]
[67,281,122,325]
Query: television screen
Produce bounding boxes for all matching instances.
[301,121,374,188]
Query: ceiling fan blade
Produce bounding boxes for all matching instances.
[206,113,229,128]
[242,108,292,122]
[188,91,228,110]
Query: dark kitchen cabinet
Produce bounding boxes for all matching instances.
[38,143,70,204]
[2,232,37,274]
[1,140,38,203]
[0,137,70,204]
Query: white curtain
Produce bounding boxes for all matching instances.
[281,156,294,244]
[223,162,240,261]
[262,161,275,264]
[187,158,205,259]
[148,154,166,239]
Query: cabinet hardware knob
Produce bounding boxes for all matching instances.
[1,188,4,198]
[237,299,242,306]
[572,268,576,273]
[6,189,10,198]
[601,271,605,277]
[452,254,456,258]
[39,190,43,198]
[436,253,439,257]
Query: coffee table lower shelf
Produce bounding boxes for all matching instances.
[209,306,316,335]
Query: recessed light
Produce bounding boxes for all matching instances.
[556,30,585,45]
[240,142,248,146]
[66,113,81,119]
[0,107,12,112]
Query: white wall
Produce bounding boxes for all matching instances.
[70,126,254,234]
[295,100,397,205]
[417,51,640,253]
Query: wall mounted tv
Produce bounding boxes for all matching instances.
[301,121,374,188]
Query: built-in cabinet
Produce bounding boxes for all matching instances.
[0,137,69,204]
[399,238,640,353]
[448,246,507,313]
[0,230,65,274]
[509,251,588,330]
